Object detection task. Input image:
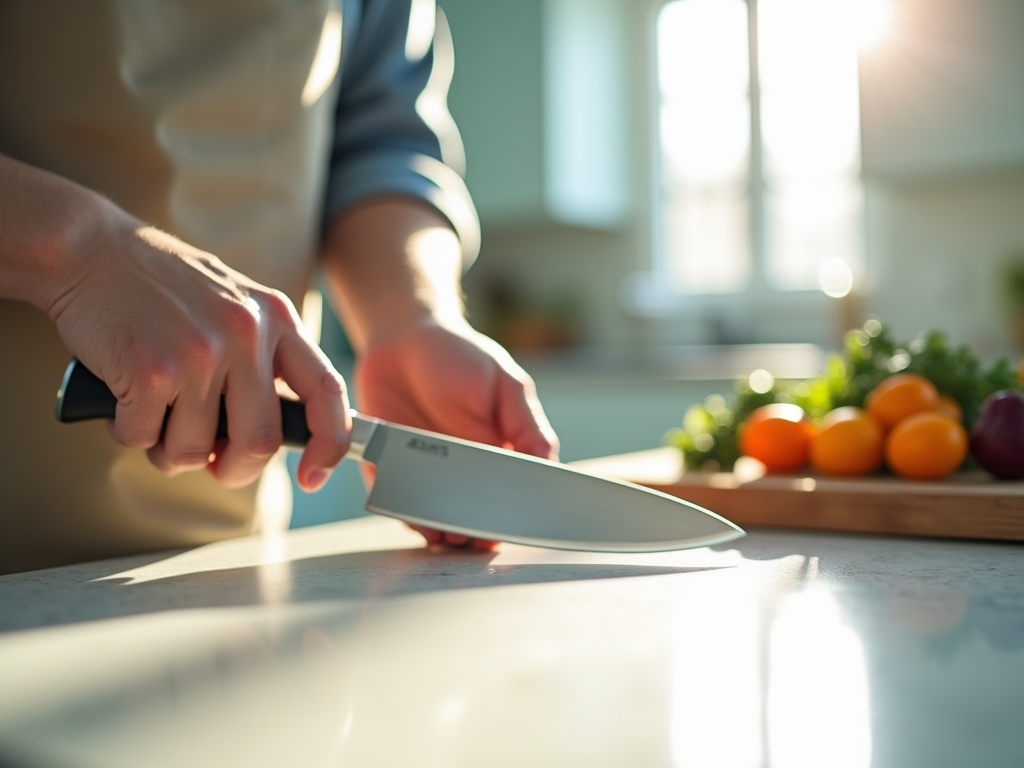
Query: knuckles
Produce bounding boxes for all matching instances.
[214,289,301,351]
[116,422,162,450]
[242,426,283,459]
[219,297,263,344]
[261,289,299,326]
[518,372,539,397]
[321,370,347,397]
[178,333,223,381]
[120,355,177,404]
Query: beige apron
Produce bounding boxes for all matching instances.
[0,0,342,573]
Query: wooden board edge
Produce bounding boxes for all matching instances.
[646,483,1024,543]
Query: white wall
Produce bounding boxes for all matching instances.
[865,171,1024,359]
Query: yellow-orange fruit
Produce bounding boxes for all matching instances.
[810,407,884,477]
[866,373,940,431]
[884,412,968,480]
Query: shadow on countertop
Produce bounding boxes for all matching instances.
[0,545,731,633]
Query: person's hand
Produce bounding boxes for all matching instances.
[45,202,351,491]
[319,198,557,549]
[355,318,559,550]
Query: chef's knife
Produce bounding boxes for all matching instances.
[55,359,744,552]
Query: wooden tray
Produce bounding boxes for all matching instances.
[572,447,1024,543]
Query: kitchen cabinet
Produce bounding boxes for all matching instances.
[441,0,630,232]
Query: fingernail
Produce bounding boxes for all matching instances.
[177,452,212,469]
[306,468,330,491]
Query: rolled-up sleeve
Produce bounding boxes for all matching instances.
[324,0,480,267]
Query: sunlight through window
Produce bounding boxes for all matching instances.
[657,0,885,297]
[658,0,751,294]
[759,0,864,291]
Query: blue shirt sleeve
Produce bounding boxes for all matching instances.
[324,0,480,267]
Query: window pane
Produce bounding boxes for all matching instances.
[766,180,862,291]
[665,189,751,293]
[759,0,865,291]
[658,0,751,294]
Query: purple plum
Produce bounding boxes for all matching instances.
[971,390,1024,479]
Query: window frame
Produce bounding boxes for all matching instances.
[644,0,864,343]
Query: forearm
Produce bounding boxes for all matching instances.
[0,154,107,313]
[321,197,467,355]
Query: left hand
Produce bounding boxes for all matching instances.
[355,318,559,550]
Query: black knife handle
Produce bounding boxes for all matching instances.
[56,359,312,448]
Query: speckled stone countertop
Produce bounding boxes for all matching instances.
[1,516,1022,768]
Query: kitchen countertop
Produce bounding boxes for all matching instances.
[1,516,1023,768]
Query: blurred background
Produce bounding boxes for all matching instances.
[292,0,1024,526]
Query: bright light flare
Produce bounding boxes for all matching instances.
[847,0,892,49]
[768,588,872,768]
[671,593,762,768]
[748,368,775,394]
[818,256,854,298]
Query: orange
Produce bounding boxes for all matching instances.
[935,395,962,423]
[810,407,883,477]
[884,412,968,480]
[865,373,940,431]
[740,403,816,473]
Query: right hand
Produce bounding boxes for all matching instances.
[44,200,351,491]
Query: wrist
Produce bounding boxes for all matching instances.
[360,302,469,352]
[323,198,469,354]
[0,155,115,313]
[35,191,120,318]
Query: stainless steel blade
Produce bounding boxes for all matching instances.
[360,421,744,552]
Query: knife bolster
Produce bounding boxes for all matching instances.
[348,413,380,463]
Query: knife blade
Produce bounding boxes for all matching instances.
[55,359,744,552]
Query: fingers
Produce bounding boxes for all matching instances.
[275,334,351,492]
[117,330,350,491]
[147,385,221,476]
[209,362,282,489]
[406,523,444,545]
[404,523,499,551]
[107,362,175,451]
[358,462,377,490]
[496,370,560,461]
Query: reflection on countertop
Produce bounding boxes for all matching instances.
[1,517,1022,768]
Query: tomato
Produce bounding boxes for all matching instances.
[740,403,815,473]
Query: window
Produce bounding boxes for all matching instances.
[655,0,890,299]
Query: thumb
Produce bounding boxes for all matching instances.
[496,371,560,460]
